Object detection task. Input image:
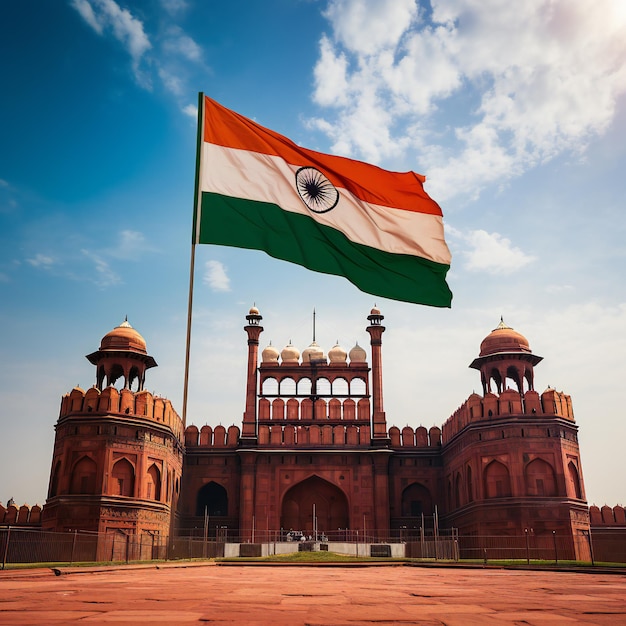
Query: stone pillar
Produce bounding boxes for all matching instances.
[372,454,391,537]
[366,307,389,442]
[239,451,256,542]
[242,307,263,442]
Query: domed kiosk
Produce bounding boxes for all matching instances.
[86,318,157,391]
[469,318,543,394]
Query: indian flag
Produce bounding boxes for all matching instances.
[193,95,452,307]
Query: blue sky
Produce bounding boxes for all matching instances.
[1,0,625,509]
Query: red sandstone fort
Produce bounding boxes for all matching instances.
[2,305,608,562]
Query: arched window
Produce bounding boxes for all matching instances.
[261,377,278,395]
[484,460,512,498]
[455,473,462,508]
[466,466,474,502]
[70,456,98,495]
[568,461,583,499]
[111,458,135,497]
[350,377,366,396]
[146,464,161,500]
[332,377,349,396]
[525,458,557,496]
[280,377,297,396]
[297,377,312,396]
[316,377,331,395]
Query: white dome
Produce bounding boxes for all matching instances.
[328,342,347,364]
[261,342,279,363]
[281,341,300,364]
[349,343,367,363]
[302,341,326,363]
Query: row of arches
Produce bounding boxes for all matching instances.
[50,456,168,502]
[261,376,367,397]
[258,397,370,422]
[195,476,350,531]
[447,458,583,510]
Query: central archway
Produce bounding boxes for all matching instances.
[281,476,349,533]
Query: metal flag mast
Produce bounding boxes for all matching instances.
[182,92,206,428]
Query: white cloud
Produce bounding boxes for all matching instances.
[71,0,103,34]
[158,67,183,96]
[182,103,197,118]
[71,0,152,88]
[26,254,56,268]
[162,26,202,62]
[160,0,188,15]
[448,226,535,274]
[203,260,231,292]
[312,0,626,201]
[104,230,154,261]
[81,249,121,287]
[0,179,9,188]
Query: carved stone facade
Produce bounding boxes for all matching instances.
[42,310,590,559]
[42,320,184,545]
[179,308,590,557]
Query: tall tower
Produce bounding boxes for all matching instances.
[441,320,590,557]
[366,306,388,442]
[42,320,184,558]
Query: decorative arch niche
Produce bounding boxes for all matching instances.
[525,458,557,497]
[281,475,348,533]
[484,460,512,498]
[401,482,433,517]
[111,458,135,497]
[70,456,98,495]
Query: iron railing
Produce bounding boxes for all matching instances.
[1,527,623,568]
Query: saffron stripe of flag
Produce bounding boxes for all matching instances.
[194,95,452,307]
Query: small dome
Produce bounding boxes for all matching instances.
[281,341,300,364]
[302,340,326,363]
[370,306,381,315]
[261,342,279,363]
[349,343,367,363]
[479,318,531,357]
[328,342,347,364]
[100,319,147,354]
[249,305,260,315]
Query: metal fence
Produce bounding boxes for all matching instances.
[1,527,624,568]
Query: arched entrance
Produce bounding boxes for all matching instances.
[196,481,228,516]
[401,482,433,517]
[281,476,348,534]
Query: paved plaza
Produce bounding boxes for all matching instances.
[0,562,625,625]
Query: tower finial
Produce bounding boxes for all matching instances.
[313,308,316,342]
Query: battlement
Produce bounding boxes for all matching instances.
[442,388,574,443]
[184,424,240,448]
[388,425,441,448]
[60,386,183,441]
[183,423,381,448]
[0,502,42,526]
[589,505,626,526]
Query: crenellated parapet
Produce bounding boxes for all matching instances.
[184,424,240,448]
[442,388,575,443]
[388,425,441,448]
[0,502,42,526]
[60,386,183,441]
[590,505,626,526]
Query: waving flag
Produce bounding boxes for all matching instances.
[193,95,452,307]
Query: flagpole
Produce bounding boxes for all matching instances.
[182,92,206,428]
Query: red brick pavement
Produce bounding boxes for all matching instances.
[0,562,625,625]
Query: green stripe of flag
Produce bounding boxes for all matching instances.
[199,192,452,307]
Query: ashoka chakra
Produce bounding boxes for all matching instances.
[295,166,339,214]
